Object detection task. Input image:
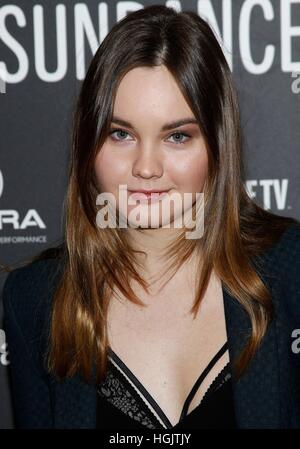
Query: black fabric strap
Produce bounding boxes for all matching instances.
[179,341,229,421]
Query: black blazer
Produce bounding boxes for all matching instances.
[2,223,300,429]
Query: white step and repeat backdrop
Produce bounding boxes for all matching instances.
[0,0,299,428]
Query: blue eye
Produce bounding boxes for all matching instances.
[168,132,190,144]
[109,129,130,141]
[108,128,191,145]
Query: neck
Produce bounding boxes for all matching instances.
[126,227,200,291]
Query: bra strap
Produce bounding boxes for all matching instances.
[179,341,229,421]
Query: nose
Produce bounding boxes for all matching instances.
[132,144,164,179]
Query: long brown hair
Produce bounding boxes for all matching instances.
[3,4,299,386]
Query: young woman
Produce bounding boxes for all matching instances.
[2,5,300,429]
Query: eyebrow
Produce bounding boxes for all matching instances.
[111,115,199,132]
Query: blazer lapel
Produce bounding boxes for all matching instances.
[222,283,281,428]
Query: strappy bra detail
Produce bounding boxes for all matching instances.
[179,340,229,421]
[96,341,237,429]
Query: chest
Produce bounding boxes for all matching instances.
[106,271,230,426]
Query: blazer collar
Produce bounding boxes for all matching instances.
[50,281,283,429]
[222,285,281,428]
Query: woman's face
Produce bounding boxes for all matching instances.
[94,65,208,229]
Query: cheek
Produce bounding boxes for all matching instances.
[94,147,129,192]
[169,152,208,193]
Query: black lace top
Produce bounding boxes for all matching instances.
[96,341,237,429]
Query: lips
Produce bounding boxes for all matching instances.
[128,190,169,202]
[128,189,169,193]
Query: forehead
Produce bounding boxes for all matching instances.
[113,66,196,127]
